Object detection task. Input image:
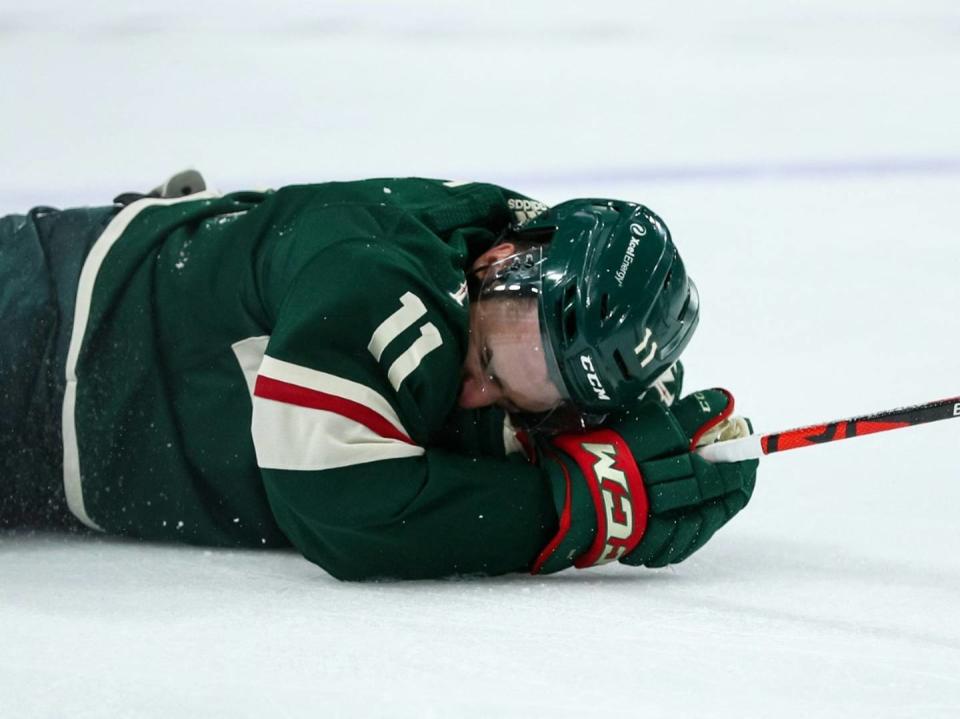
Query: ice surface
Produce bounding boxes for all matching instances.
[2,1,959,717]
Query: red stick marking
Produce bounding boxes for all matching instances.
[765,420,911,452]
[852,420,911,436]
[772,424,828,450]
[254,375,415,445]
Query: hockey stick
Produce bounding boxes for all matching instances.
[697,395,960,463]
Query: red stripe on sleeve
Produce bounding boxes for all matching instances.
[254,375,415,445]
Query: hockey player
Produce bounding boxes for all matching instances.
[0,176,757,580]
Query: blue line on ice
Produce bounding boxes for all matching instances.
[492,155,960,187]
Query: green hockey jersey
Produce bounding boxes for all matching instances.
[63,178,568,579]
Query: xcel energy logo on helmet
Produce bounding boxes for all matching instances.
[580,354,610,402]
[613,223,647,287]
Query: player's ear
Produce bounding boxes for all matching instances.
[472,242,517,271]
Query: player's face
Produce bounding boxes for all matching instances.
[459,298,563,412]
[459,245,564,413]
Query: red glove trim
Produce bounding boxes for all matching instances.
[687,388,735,451]
[553,428,649,568]
[530,449,573,575]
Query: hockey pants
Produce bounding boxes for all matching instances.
[0,205,116,527]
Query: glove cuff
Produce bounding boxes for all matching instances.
[531,428,649,574]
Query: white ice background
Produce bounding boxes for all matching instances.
[1,1,959,717]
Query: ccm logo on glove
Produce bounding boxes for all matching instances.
[553,430,648,567]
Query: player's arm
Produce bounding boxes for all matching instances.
[253,241,556,580]
[254,239,739,580]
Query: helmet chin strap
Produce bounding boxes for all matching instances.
[511,403,609,436]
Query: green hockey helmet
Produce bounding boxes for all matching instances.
[478,199,699,414]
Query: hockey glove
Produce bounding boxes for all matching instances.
[531,389,757,574]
